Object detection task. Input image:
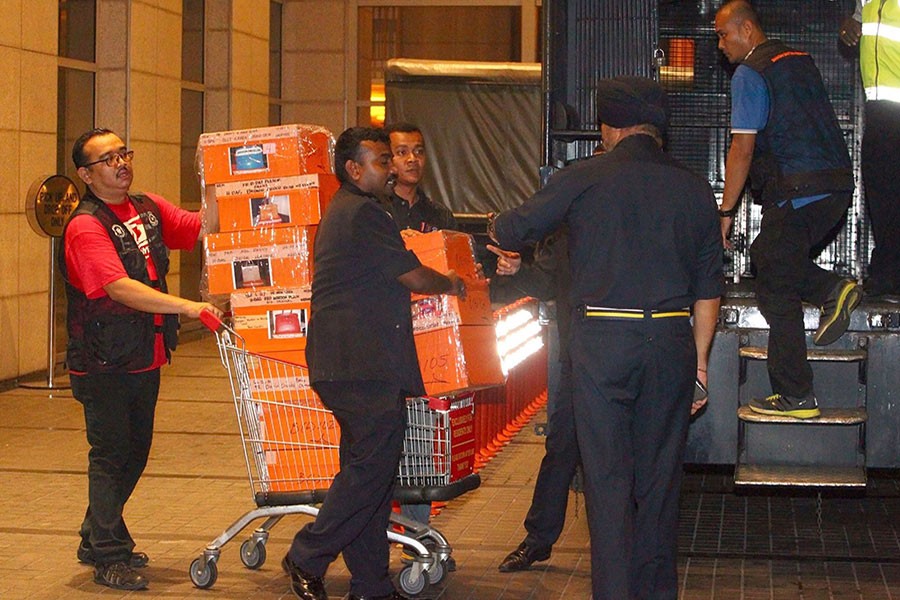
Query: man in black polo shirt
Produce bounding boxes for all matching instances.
[491,77,722,600]
[281,127,464,600]
[383,122,458,232]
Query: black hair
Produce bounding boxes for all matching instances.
[72,128,116,168]
[334,127,390,184]
[384,122,422,136]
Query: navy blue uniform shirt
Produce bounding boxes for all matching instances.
[493,134,724,312]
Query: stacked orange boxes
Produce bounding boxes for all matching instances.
[402,230,506,395]
[198,124,340,489]
[201,124,338,296]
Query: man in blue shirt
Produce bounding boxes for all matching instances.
[715,0,860,419]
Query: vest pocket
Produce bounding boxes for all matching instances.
[85,312,155,370]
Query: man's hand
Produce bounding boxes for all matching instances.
[446,270,466,299]
[692,369,709,415]
[839,16,862,47]
[486,244,522,276]
[691,394,708,415]
[186,301,224,320]
[720,215,734,250]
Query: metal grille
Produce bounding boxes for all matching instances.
[549,0,658,159]
[658,0,869,280]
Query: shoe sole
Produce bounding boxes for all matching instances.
[93,574,148,590]
[748,403,821,419]
[814,283,862,346]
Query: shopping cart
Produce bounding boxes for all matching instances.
[189,311,480,595]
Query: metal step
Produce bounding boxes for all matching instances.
[739,346,867,362]
[734,464,867,487]
[737,406,867,425]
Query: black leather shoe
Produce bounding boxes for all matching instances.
[498,541,551,572]
[78,542,149,568]
[347,592,412,600]
[282,553,327,600]
[93,561,149,590]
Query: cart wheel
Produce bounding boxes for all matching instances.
[418,540,446,585]
[240,538,267,569]
[398,565,427,596]
[189,557,218,589]
[425,558,445,585]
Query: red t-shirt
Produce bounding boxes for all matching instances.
[64,192,201,371]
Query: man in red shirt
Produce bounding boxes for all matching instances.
[62,128,222,591]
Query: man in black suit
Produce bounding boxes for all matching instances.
[281,127,464,600]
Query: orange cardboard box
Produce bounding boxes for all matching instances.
[205,226,314,295]
[259,401,341,450]
[211,173,339,232]
[263,447,340,492]
[199,124,333,186]
[232,287,311,354]
[254,349,307,367]
[402,229,479,279]
[242,350,312,404]
[414,324,505,396]
[403,230,493,327]
[411,278,492,331]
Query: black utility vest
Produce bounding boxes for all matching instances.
[742,40,853,206]
[59,192,178,373]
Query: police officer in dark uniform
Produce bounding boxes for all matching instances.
[281,127,465,600]
[491,76,723,600]
[489,231,580,572]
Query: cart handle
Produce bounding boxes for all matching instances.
[199,307,224,332]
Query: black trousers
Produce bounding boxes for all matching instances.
[289,380,406,597]
[862,100,900,294]
[522,356,579,550]
[72,369,160,565]
[749,192,852,398]
[570,317,695,600]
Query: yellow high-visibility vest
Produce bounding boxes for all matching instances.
[861,0,900,102]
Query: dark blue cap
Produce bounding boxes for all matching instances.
[596,76,669,133]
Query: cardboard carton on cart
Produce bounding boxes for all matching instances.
[231,287,311,354]
[243,350,311,399]
[414,323,505,396]
[263,448,341,492]
[402,230,493,327]
[210,173,340,233]
[205,226,315,295]
[259,403,341,449]
[198,124,334,187]
[241,355,340,491]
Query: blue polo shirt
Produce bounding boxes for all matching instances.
[731,65,827,209]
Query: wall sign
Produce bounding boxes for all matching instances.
[26,175,81,238]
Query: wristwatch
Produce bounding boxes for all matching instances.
[718,206,738,218]
[486,212,499,243]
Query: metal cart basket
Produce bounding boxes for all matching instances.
[189,313,480,595]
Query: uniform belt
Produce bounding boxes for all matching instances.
[580,305,691,320]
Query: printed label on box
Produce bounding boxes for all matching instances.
[205,228,313,295]
[199,125,333,185]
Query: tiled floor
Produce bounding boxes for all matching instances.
[1,333,898,599]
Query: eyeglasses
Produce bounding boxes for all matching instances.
[81,149,135,169]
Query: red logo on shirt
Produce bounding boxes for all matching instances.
[123,215,151,259]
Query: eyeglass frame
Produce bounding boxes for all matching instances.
[80,149,135,169]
